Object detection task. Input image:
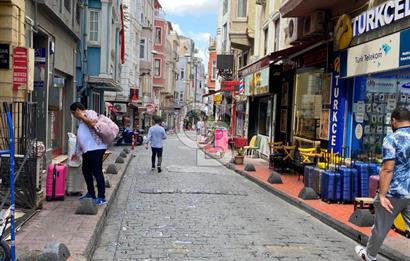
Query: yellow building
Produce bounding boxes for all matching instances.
[0,0,28,102]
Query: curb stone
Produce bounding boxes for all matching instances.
[83,153,134,260]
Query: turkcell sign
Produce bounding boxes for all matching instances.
[329,56,346,154]
[353,0,410,37]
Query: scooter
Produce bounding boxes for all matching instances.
[115,128,144,146]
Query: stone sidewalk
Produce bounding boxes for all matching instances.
[226,157,410,261]
[14,146,135,261]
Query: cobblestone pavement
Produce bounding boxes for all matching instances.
[93,133,390,261]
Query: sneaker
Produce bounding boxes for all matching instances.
[79,193,96,200]
[355,245,377,261]
[95,198,107,206]
[157,167,162,173]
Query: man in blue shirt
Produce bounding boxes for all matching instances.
[145,116,167,172]
[356,107,410,261]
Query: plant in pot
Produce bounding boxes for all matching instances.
[234,148,245,165]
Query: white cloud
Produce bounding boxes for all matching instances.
[195,49,209,74]
[161,0,218,16]
[171,23,184,35]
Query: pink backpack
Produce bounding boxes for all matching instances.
[94,115,119,144]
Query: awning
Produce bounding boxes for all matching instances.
[239,38,329,76]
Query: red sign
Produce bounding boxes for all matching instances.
[13,47,28,91]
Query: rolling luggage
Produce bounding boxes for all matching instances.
[46,163,67,201]
[368,163,379,176]
[304,165,315,188]
[321,170,338,202]
[338,167,353,202]
[393,213,410,238]
[369,175,380,198]
[353,162,370,197]
[312,167,324,195]
[66,166,86,196]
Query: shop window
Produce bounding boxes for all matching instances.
[294,70,324,140]
[356,70,410,158]
[263,27,269,55]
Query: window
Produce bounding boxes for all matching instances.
[274,19,280,51]
[64,0,71,13]
[88,10,100,44]
[237,0,247,18]
[75,0,80,24]
[223,0,228,15]
[264,27,269,55]
[211,61,217,81]
[155,27,162,44]
[139,38,146,59]
[154,59,161,77]
[180,68,184,80]
[222,24,227,52]
[176,72,179,80]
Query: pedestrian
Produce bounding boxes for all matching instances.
[355,107,410,261]
[145,115,167,173]
[70,102,107,206]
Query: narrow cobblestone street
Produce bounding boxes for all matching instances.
[92,133,389,261]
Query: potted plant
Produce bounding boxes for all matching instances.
[234,148,245,165]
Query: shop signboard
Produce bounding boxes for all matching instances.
[243,67,270,96]
[346,32,400,77]
[329,55,347,154]
[12,47,28,91]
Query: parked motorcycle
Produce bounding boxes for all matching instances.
[115,128,144,146]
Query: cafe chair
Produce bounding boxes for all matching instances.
[244,135,261,158]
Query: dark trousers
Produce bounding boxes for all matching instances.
[82,149,106,199]
[151,147,163,168]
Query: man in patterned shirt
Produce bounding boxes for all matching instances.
[355,107,410,261]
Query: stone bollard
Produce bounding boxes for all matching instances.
[123,148,130,154]
[105,177,111,188]
[75,198,98,215]
[115,156,125,164]
[40,242,70,261]
[106,164,118,174]
[119,152,127,158]
[244,163,256,172]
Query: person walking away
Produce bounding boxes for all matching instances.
[145,116,167,173]
[70,102,107,206]
[355,107,410,261]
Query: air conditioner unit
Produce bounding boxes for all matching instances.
[303,10,326,36]
[255,0,266,5]
[113,103,127,113]
[285,18,303,45]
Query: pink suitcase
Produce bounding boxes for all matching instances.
[46,163,67,201]
[369,175,380,198]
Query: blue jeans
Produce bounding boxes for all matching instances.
[82,149,106,199]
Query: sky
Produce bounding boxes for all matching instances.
[160,0,218,72]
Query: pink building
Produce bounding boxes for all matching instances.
[153,1,166,99]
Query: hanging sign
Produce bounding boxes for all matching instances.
[12,47,28,91]
[329,55,347,154]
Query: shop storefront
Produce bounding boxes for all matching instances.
[292,69,328,149]
[338,26,410,160]
[243,65,272,156]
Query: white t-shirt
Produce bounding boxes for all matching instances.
[76,110,107,154]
